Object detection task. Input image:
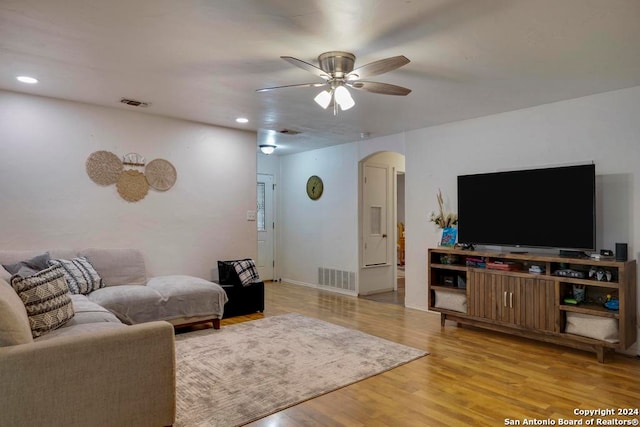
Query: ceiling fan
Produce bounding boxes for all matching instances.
[256,51,411,115]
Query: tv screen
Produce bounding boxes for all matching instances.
[457,164,596,250]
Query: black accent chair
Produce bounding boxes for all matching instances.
[217,260,265,318]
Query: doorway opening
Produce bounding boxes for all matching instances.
[257,173,274,281]
[358,151,405,306]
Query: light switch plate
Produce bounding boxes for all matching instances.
[246,210,256,221]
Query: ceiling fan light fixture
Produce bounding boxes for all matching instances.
[314,90,332,109]
[334,86,355,111]
[259,144,276,155]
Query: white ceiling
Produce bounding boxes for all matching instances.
[2,0,640,155]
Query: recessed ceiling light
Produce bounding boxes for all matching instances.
[236,117,249,124]
[16,76,38,84]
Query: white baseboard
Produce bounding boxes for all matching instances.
[359,287,394,296]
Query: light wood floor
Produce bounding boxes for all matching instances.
[222,281,640,427]
[360,275,405,306]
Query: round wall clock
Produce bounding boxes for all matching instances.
[306,175,324,200]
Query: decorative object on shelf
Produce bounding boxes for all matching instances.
[116,169,149,202]
[429,189,458,229]
[588,267,612,282]
[439,254,458,265]
[465,257,485,268]
[86,151,123,185]
[572,285,586,303]
[306,175,324,200]
[528,265,545,274]
[440,227,457,247]
[604,299,619,310]
[555,269,586,278]
[145,159,177,191]
[430,189,458,247]
[455,242,475,251]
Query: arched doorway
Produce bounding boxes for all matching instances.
[358,151,405,304]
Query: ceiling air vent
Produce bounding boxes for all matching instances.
[120,98,151,108]
[278,128,301,135]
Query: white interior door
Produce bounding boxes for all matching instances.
[363,164,389,266]
[257,174,274,280]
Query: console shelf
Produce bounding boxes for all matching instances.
[559,304,619,319]
[428,247,637,362]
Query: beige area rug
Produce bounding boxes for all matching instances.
[174,313,427,427]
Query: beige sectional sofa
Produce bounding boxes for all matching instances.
[0,248,228,426]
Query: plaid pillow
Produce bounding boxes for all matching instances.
[218,259,260,286]
[232,259,260,286]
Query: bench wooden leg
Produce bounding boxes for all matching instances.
[212,318,221,330]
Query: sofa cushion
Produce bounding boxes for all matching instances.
[48,256,104,294]
[33,321,127,342]
[89,285,162,324]
[11,265,75,338]
[81,248,147,286]
[0,278,33,346]
[64,294,122,326]
[2,252,50,275]
[147,275,228,321]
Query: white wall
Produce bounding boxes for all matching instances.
[0,90,258,279]
[257,151,279,177]
[278,143,358,285]
[397,174,405,225]
[404,86,640,316]
[357,133,406,160]
[276,134,407,288]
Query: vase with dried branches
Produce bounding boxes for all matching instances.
[428,189,458,229]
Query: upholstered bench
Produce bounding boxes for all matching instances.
[217,259,265,318]
[220,281,265,318]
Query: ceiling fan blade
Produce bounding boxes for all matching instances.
[256,82,327,92]
[347,55,410,80]
[281,56,331,79]
[347,81,412,96]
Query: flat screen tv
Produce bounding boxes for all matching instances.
[457,164,596,250]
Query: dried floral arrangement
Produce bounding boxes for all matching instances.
[428,189,458,229]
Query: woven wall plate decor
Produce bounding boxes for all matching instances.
[145,158,177,191]
[86,151,123,185]
[116,169,149,202]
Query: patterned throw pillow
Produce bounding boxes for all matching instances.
[11,265,75,338]
[48,257,104,295]
[218,259,260,286]
[232,259,260,286]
